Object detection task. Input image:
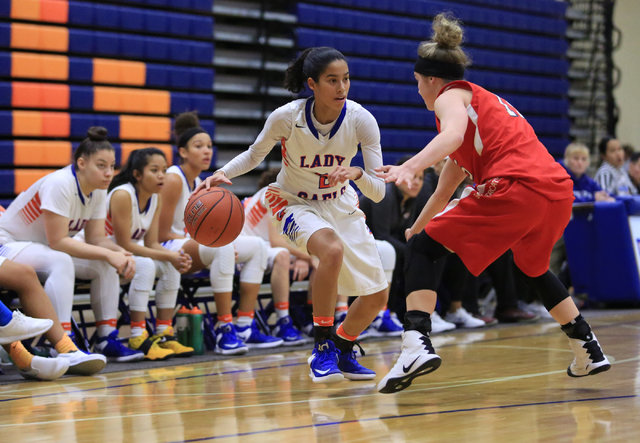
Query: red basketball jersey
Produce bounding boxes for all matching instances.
[436,81,572,201]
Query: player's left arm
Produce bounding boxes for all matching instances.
[331,108,385,202]
[406,158,467,239]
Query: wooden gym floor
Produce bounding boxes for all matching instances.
[1,310,639,442]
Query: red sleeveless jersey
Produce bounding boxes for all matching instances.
[435,81,572,201]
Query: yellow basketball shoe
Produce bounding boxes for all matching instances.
[129,330,174,361]
[152,326,194,357]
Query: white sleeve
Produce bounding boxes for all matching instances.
[353,108,385,202]
[220,105,293,179]
[39,174,74,218]
[90,190,107,219]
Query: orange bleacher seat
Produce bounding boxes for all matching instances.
[120,143,173,165]
[12,111,42,136]
[10,0,40,21]
[14,169,56,194]
[94,87,169,114]
[14,141,72,167]
[120,115,171,141]
[93,59,146,86]
[41,0,69,23]
[11,23,68,52]
[41,111,70,137]
[12,82,70,109]
[11,52,69,80]
[12,111,70,136]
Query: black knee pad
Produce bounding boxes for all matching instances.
[404,231,448,294]
[514,267,569,311]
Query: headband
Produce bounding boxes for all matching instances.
[414,57,465,80]
[178,127,207,148]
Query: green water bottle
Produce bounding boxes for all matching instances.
[175,306,191,346]
[189,307,204,355]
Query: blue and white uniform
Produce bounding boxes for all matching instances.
[107,183,180,311]
[221,98,387,296]
[0,165,119,327]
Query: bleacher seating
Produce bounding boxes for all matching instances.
[296,0,569,154]
[0,0,215,204]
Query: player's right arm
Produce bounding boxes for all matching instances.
[406,158,466,239]
[197,105,292,191]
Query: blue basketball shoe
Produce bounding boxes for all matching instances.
[94,331,144,362]
[308,339,344,383]
[369,310,404,337]
[236,320,283,349]
[273,316,307,346]
[214,323,248,355]
[337,342,376,380]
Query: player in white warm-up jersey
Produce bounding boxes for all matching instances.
[106,148,194,360]
[0,127,139,364]
[199,47,389,383]
[158,114,280,354]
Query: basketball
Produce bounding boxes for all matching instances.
[184,187,245,247]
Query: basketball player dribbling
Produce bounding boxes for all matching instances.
[375,13,610,393]
[198,47,389,383]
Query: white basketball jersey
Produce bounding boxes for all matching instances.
[242,186,269,241]
[277,98,360,200]
[106,183,158,242]
[221,97,384,204]
[166,165,201,236]
[0,165,106,244]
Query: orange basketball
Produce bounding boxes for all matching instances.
[184,187,245,247]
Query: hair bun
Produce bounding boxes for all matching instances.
[432,13,464,49]
[174,111,200,140]
[87,126,109,142]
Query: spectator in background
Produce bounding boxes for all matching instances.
[594,136,637,196]
[563,142,615,203]
[545,142,615,297]
[623,143,635,171]
[626,151,640,193]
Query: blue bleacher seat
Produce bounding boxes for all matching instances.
[0,141,13,166]
[121,8,145,32]
[68,1,94,26]
[69,57,93,82]
[145,10,170,34]
[0,52,9,77]
[70,114,120,138]
[0,82,10,107]
[0,111,11,136]
[0,170,14,194]
[69,86,94,110]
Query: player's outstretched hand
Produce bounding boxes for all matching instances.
[375,164,419,190]
[193,170,232,193]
